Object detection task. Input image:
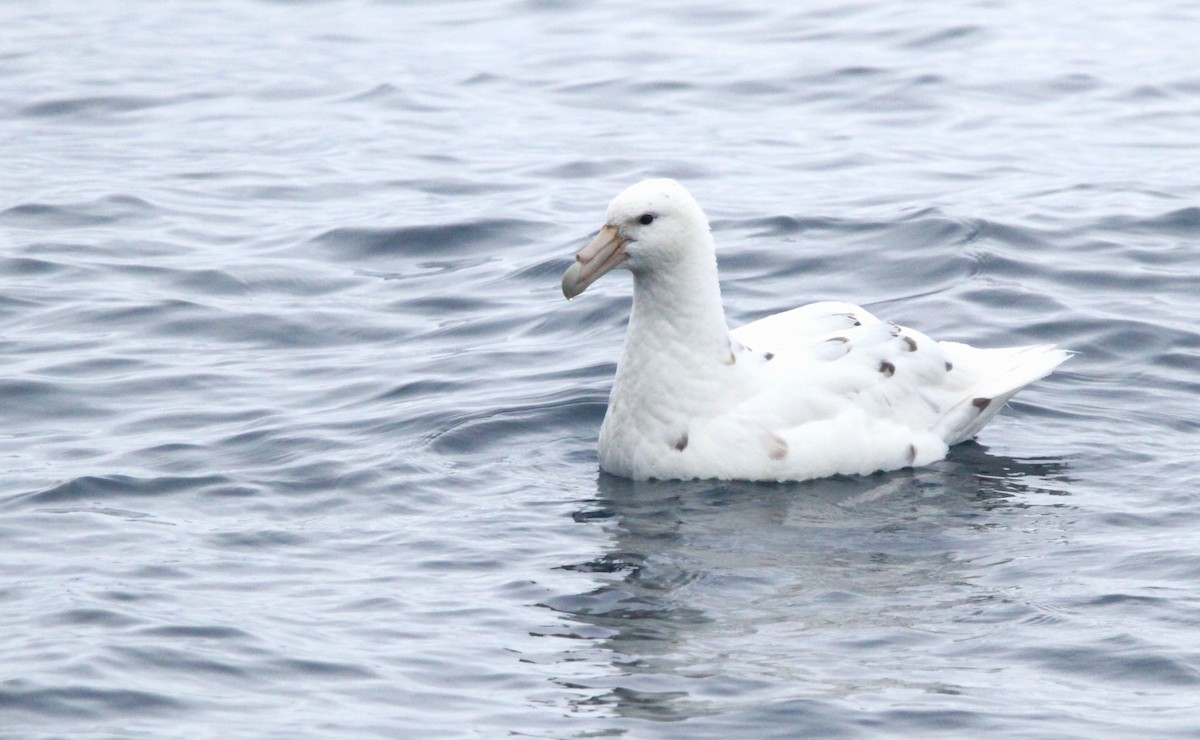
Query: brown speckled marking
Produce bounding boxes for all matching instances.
[973,397,991,411]
[945,360,954,372]
[764,352,775,361]
[902,336,918,351]
[674,433,688,452]
[768,434,788,460]
[907,444,917,464]
[879,360,896,376]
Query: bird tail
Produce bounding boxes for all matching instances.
[936,343,1072,446]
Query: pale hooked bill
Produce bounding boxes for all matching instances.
[562,178,1070,482]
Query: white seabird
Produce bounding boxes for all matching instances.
[561,178,1070,482]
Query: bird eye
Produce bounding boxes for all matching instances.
[638,213,655,225]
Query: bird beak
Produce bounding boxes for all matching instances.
[561,225,629,299]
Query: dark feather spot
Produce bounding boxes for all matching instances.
[879,360,896,376]
[902,336,918,351]
[907,444,917,464]
[973,397,991,410]
[945,361,954,372]
[725,339,739,365]
[674,433,688,451]
[768,435,788,460]
[764,352,774,361]
[827,336,849,343]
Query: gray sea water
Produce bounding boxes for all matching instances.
[3,1,1199,737]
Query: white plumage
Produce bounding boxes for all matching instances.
[562,179,1069,482]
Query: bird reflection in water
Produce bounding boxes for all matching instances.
[538,443,1073,724]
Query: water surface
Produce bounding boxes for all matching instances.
[2,1,1199,737]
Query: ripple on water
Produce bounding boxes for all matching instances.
[0,685,186,721]
[5,474,236,508]
[20,95,169,119]
[0,196,159,228]
[311,218,549,260]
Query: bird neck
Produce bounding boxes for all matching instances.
[602,247,745,449]
[624,252,732,366]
